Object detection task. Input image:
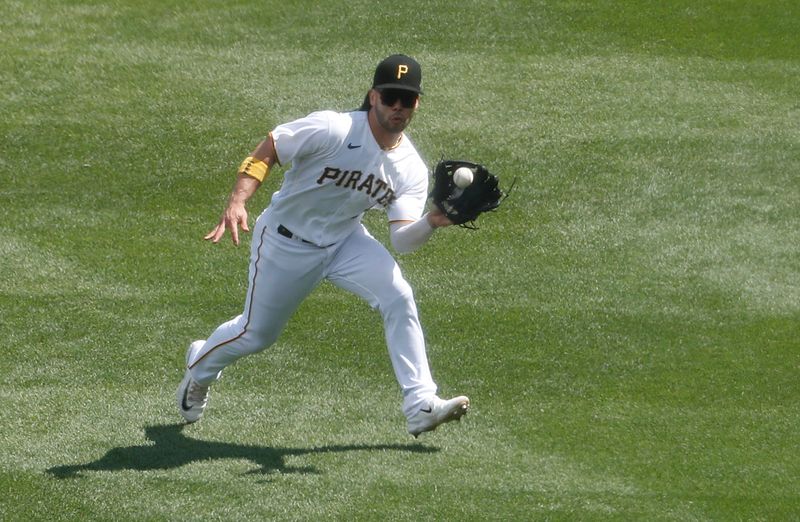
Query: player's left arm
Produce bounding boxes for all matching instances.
[389,209,453,253]
[387,158,453,253]
[387,155,455,253]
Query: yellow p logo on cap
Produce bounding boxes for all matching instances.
[397,65,409,79]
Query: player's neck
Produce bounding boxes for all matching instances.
[378,133,403,151]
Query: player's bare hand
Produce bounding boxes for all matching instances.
[204,204,250,245]
[427,208,454,228]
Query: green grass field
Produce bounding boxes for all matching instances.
[2,1,798,520]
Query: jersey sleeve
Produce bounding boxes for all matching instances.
[387,159,428,222]
[271,111,342,165]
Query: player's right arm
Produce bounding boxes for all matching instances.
[204,136,278,246]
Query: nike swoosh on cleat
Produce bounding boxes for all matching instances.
[347,143,361,149]
[181,386,192,411]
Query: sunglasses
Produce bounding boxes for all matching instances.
[379,89,418,108]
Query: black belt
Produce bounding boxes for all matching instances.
[277,224,314,245]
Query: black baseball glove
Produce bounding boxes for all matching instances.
[430,159,507,228]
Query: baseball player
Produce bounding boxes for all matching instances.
[177,54,469,437]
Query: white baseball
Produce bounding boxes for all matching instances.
[453,167,474,188]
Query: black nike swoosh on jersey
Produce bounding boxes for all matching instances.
[347,143,361,149]
[421,406,433,413]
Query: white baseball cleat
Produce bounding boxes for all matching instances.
[176,340,210,423]
[407,395,470,437]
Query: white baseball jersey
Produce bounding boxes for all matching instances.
[266,110,428,246]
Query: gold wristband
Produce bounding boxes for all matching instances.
[238,156,269,182]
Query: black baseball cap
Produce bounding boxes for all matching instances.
[372,54,423,94]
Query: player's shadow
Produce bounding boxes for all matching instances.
[47,423,438,479]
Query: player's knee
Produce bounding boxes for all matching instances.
[238,328,279,354]
[379,283,417,318]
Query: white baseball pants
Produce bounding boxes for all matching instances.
[187,210,438,417]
